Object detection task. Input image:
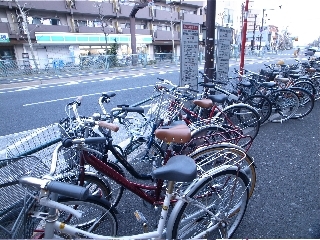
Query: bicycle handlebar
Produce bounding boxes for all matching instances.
[19,176,89,201]
[62,136,107,148]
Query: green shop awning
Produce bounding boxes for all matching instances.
[35,33,152,45]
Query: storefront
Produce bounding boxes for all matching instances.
[0,33,15,60]
[34,32,153,57]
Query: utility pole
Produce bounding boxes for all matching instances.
[129,2,148,66]
[170,4,175,64]
[204,0,216,81]
[259,9,265,50]
[251,14,257,50]
[239,0,249,75]
[14,0,39,72]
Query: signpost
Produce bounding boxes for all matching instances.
[180,22,199,90]
[215,26,232,82]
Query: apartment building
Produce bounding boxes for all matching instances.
[0,0,203,67]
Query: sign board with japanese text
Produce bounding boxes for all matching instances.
[0,33,9,43]
[216,26,232,82]
[180,22,199,90]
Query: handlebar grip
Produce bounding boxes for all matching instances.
[157,77,165,81]
[84,137,106,144]
[19,176,89,200]
[62,137,73,148]
[122,107,144,114]
[47,181,89,200]
[101,92,116,98]
[97,121,119,132]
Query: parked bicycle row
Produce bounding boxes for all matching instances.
[1,57,318,238]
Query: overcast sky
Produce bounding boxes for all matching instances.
[252,0,320,44]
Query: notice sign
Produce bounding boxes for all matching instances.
[216,27,232,82]
[180,22,199,90]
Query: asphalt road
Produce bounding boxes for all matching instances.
[0,56,296,136]
[0,55,318,238]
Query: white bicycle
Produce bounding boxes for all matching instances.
[19,154,250,239]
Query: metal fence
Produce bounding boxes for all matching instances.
[0,53,180,79]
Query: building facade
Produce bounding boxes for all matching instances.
[0,0,204,67]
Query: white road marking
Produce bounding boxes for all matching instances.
[22,84,155,106]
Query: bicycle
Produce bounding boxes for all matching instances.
[0,155,117,239]
[198,70,273,125]
[19,142,250,238]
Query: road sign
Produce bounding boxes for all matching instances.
[215,26,232,82]
[179,22,199,90]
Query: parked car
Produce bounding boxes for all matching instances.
[313,49,320,58]
[304,47,318,56]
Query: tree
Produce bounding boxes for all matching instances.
[93,2,113,55]
[108,38,119,67]
[14,0,39,72]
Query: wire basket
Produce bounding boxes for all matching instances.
[6,124,63,159]
[0,156,50,239]
[147,90,190,125]
[190,147,249,177]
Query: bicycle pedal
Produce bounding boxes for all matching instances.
[134,210,147,223]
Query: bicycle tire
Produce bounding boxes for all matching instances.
[289,87,315,119]
[188,143,256,198]
[242,94,272,124]
[56,145,125,208]
[268,89,300,123]
[293,80,316,96]
[28,196,118,238]
[215,103,261,147]
[81,174,123,208]
[124,137,164,174]
[167,168,249,239]
[309,76,320,100]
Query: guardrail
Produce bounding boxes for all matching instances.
[0,53,181,80]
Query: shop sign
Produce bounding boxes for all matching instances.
[0,33,9,43]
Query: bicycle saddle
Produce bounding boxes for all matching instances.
[207,94,228,104]
[238,81,252,87]
[260,81,277,88]
[306,68,316,73]
[193,98,213,108]
[193,94,228,108]
[152,155,197,182]
[155,124,191,143]
[274,77,290,83]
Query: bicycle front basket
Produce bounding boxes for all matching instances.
[0,156,49,239]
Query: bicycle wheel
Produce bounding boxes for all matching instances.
[242,94,272,124]
[215,103,261,147]
[309,76,320,100]
[124,137,164,175]
[167,168,249,239]
[289,87,315,119]
[293,80,316,96]
[188,143,256,198]
[28,196,118,238]
[268,89,300,123]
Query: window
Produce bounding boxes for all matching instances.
[93,21,102,27]
[76,20,87,27]
[136,24,145,29]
